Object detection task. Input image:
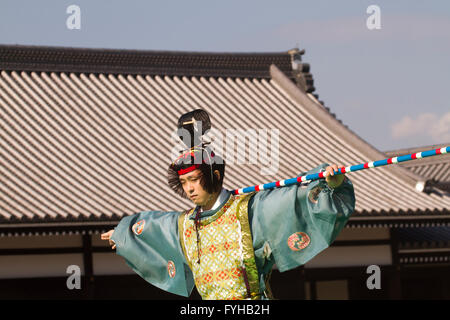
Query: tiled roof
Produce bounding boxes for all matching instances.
[385,144,450,192]
[1,45,449,232]
[396,226,450,265]
[397,226,450,246]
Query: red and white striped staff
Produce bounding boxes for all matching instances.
[231,146,449,195]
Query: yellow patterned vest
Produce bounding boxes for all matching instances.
[178,192,260,300]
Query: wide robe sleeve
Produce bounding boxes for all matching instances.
[248,163,356,272]
[110,210,195,297]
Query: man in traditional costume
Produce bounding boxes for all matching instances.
[101,109,356,300]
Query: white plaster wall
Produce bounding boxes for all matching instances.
[335,227,390,241]
[92,253,135,276]
[304,245,392,268]
[0,234,82,249]
[0,254,84,279]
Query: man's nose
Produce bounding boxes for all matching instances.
[187,182,195,192]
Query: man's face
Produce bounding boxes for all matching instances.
[179,169,211,206]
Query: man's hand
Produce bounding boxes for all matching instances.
[324,164,345,188]
[101,229,116,250]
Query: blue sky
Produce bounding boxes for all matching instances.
[1,0,449,151]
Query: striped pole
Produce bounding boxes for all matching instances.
[231,146,449,195]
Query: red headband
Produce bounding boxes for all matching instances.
[173,147,215,175]
[177,164,201,175]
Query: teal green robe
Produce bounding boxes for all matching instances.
[111,164,355,298]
